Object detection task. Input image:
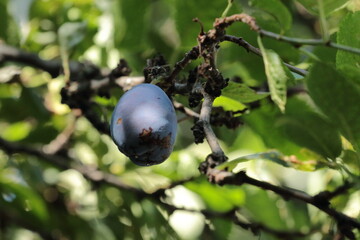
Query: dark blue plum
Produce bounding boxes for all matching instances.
[110,83,177,166]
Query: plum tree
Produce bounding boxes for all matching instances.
[110,83,177,166]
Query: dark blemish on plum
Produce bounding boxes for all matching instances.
[117,118,123,124]
[139,127,153,138]
[139,128,172,149]
[158,133,172,148]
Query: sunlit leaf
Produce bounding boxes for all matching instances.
[222,81,269,104]
[213,96,246,111]
[216,151,290,171]
[1,121,32,142]
[296,0,348,15]
[8,0,34,43]
[249,0,292,32]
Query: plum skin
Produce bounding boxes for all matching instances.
[110,83,177,166]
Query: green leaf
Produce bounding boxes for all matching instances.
[244,190,287,229]
[0,87,49,123]
[58,21,87,51]
[174,0,240,47]
[285,200,311,230]
[8,0,34,43]
[342,150,360,172]
[249,0,292,32]
[311,33,338,64]
[0,172,49,223]
[1,121,32,142]
[0,1,9,40]
[306,62,360,152]
[213,96,246,111]
[219,43,267,86]
[258,36,294,112]
[222,82,270,104]
[244,104,298,154]
[243,101,325,168]
[216,151,290,171]
[278,98,342,159]
[296,0,348,15]
[117,0,151,50]
[210,219,232,240]
[337,65,360,86]
[336,12,360,69]
[58,21,87,80]
[185,181,245,212]
[92,221,116,240]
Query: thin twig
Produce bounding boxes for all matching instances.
[222,35,308,76]
[259,30,360,56]
[199,91,224,156]
[165,46,200,86]
[42,116,77,155]
[314,181,356,201]
[215,14,360,56]
[204,169,360,230]
[0,44,75,78]
[173,100,200,119]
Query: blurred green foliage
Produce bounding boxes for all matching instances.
[0,0,359,239]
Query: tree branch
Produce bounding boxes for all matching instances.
[215,14,360,56]
[173,100,200,119]
[259,29,360,56]
[0,137,142,194]
[222,35,309,76]
[204,169,360,231]
[0,44,71,78]
[199,91,224,156]
[164,46,200,92]
[314,181,356,202]
[0,137,320,239]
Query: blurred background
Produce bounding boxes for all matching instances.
[0,0,359,239]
